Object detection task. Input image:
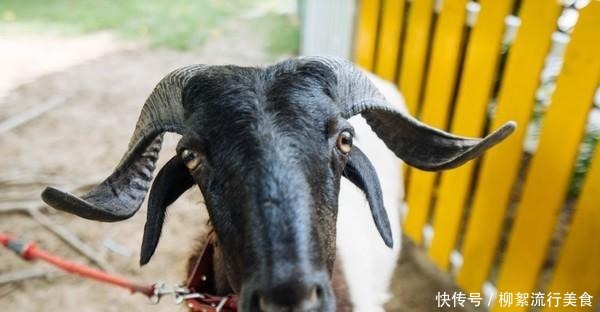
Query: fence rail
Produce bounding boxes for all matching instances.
[354,0,600,310]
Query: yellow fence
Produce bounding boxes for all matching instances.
[354,0,600,310]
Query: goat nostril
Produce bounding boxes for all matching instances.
[254,283,325,311]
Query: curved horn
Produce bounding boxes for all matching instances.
[42,65,206,221]
[300,57,516,171]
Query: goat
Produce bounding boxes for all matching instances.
[41,57,515,312]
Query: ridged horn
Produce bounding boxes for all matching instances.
[302,56,516,171]
[42,65,206,221]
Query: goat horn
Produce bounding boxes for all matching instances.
[304,56,516,171]
[42,65,206,221]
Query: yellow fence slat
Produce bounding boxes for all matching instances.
[456,0,562,293]
[404,0,469,244]
[397,0,435,115]
[374,0,405,81]
[354,0,381,71]
[543,123,600,312]
[493,2,600,309]
[428,0,515,270]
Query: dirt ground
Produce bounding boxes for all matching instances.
[0,31,123,100]
[0,27,475,311]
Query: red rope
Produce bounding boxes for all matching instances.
[0,232,154,297]
[0,233,11,245]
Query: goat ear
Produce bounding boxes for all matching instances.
[342,146,393,248]
[140,155,194,265]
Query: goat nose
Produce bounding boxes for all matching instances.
[255,282,323,312]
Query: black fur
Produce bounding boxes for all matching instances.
[170,61,351,311]
[37,58,514,311]
[40,56,516,312]
[342,146,392,247]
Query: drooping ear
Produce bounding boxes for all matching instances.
[140,155,194,265]
[342,146,392,248]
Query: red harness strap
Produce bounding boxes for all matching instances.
[185,241,238,312]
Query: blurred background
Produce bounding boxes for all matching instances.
[1,0,599,311]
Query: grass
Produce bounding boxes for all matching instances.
[253,12,299,56]
[0,0,298,53]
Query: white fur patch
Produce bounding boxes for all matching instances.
[336,74,406,311]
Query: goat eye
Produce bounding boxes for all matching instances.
[181,149,201,170]
[336,130,353,154]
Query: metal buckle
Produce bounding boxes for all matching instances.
[149,282,204,305]
[149,282,167,304]
[173,286,204,304]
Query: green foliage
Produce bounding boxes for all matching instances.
[0,0,254,50]
[254,13,299,56]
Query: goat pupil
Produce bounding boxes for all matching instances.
[181,149,199,169]
[338,131,353,154]
[342,136,351,145]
